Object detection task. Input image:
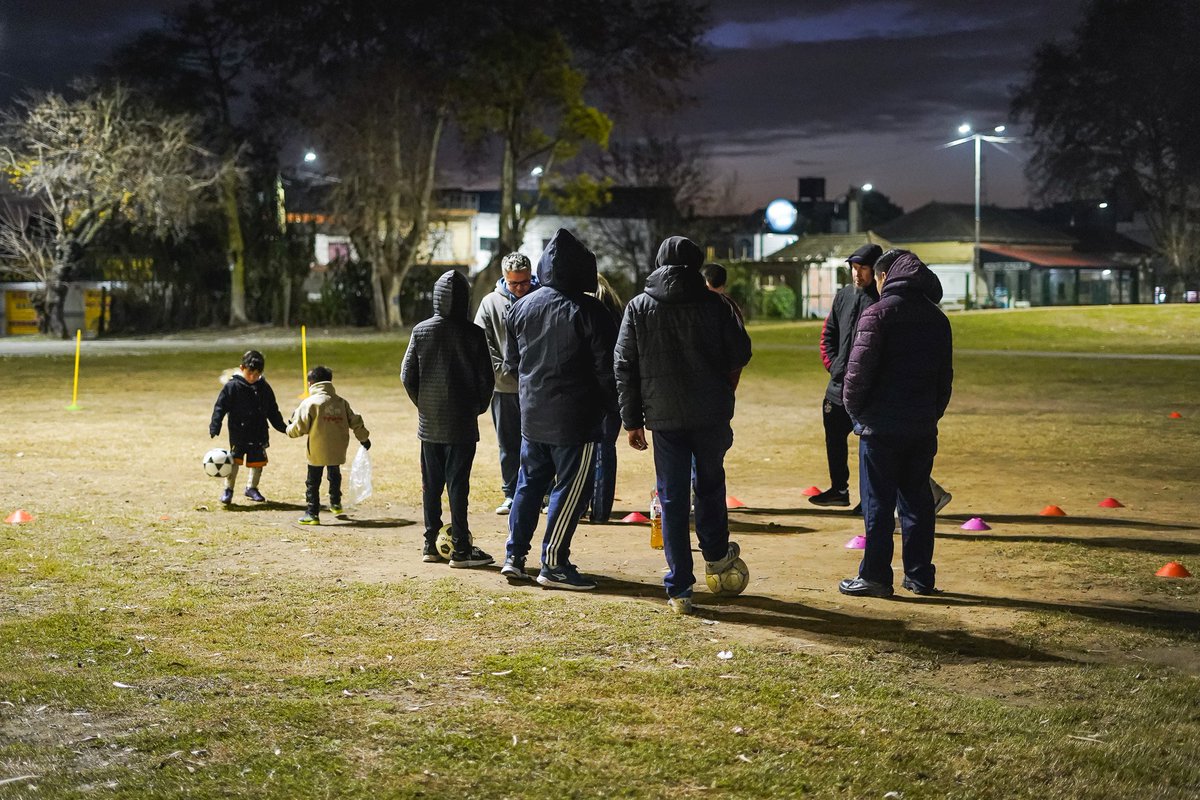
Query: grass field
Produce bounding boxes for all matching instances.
[1,305,1198,798]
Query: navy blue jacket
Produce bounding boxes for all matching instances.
[820,280,879,405]
[401,270,494,443]
[842,252,953,437]
[503,229,618,445]
[615,236,752,431]
[210,374,286,448]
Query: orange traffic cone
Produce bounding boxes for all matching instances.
[726,495,746,509]
[5,509,34,524]
[1039,505,1067,516]
[1156,561,1192,578]
[1169,412,1183,419]
[1098,497,1125,508]
[801,486,821,496]
[621,512,649,523]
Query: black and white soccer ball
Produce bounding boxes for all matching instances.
[202,448,234,478]
[435,524,471,560]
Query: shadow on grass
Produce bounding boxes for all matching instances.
[937,530,1200,556]
[935,591,1200,635]
[589,574,1064,663]
[222,501,307,512]
[335,517,418,529]
[727,520,818,536]
[940,513,1198,533]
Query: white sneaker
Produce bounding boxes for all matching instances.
[704,542,741,575]
[495,498,513,515]
[667,596,694,615]
[934,491,953,515]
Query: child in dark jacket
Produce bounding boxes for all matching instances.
[209,349,287,504]
[401,270,496,568]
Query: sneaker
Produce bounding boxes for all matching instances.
[500,556,532,582]
[244,487,266,502]
[450,546,495,569]
[902,577,942,596]
[667,595,694,615]
[540,501,549,515]
[329,504,344,516]
[219,488,233,505]
[422,541,443,563]
[536,564,596,591]
[933,491,953,515]
[495,498,513,515]
[851,502,862,515]
[298,514,320,526]
[809,488,850,507]
[704,542,741,576]
[837,577,893,598]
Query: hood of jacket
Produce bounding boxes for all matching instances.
[655,236,704,270]
[537,229,597,295]
[493,273,540,303]
[880,251,943,303]
[644,236,708,303]
[433,270,471,319]
[308,380,336,399]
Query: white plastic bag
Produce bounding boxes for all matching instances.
[347,445,373,507]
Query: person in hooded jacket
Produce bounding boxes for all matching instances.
[209,349,287,505]
[402,270,496,568]
[499,229,618,590]
[615,236,753,615]
[474,252,540,515]
[840,249,953,598]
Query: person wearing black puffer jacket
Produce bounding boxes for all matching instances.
[499,228,618,591]
[401,270,495,569]
[839,249,953,599]
[615,236,753,615]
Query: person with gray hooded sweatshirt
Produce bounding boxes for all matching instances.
[500,228,618,590]
[615,236,753,615]
[401,270,496,568]
[839,249,953,598]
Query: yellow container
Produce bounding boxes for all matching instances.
[650,517,663,549]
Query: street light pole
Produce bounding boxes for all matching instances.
[946,123,1015,308]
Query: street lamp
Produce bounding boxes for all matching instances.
[944,123,1016,307]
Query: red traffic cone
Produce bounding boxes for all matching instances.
[1098,497,1125,508]
[621,512,649,523]
[1039,505,1067,517]
[5,509,35,524]
[726,495,746,509]
[1169,412,1183,419]
[1156,561,1192,578]
[801,486,821,496]
[961,517,991,531]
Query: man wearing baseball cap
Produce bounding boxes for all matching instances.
[810,243,882,510]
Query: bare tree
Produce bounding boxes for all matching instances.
[0,85,219,336]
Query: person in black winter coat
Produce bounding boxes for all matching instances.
[811,244,881,510]
[615,236,753,615]
[209,349,287,505]
[499,228,618,590]
[401,270,495,569]
[839,249,953,598]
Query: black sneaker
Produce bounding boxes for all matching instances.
[809,488,850,507]
[838,577,893,598]
[850,502,862,516]
[902,577,942,596]
[450,546,494,569]
[536,564,596,591]
[422,541,443,563]
[500,556,532,582]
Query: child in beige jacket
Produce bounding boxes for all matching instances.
[287,365,370,525]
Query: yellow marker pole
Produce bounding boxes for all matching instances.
[300,325,309,398]
[66,329,82,410]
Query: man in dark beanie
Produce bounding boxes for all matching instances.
[839,249,953,597]
[500,229,618,590]
[810,243,882,511]
[615,236,753,615]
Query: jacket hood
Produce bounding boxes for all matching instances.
[308,380,336,397]
[537,229,597,295]
[655,236,704,270]
[493,273,540,302]
[433,270,471,318]
[880,252,943,303]
[644,263,709,303]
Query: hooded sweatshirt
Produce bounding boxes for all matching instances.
[401,270,494,443]
[473,274,539,394]
[842,251,953,437]
[503,228,618,445]
[615,236,753,431]
[209,372,287,448]
[286,381,369,466]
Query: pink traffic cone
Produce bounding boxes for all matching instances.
[960,517,991,531]
[844,535,866,549]
[621,512,649,523]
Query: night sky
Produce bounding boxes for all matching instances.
[0,0,1085,212]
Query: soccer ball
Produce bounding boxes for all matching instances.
[435,524,458,560]
[705,557,750,596]
[202,448,233,478]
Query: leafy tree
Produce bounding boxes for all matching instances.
[1012,0,1200,297]
[0,85,219,336]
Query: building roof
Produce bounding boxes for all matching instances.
[874,202,1076,246]
[983,245,1120,269]
[766,233,882,262]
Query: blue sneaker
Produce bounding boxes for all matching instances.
[536,564,596,591]
[219,488,233,505]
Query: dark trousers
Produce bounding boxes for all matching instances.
[589,411,621,522]
[858,433,938,589]
[305,465,342,516]
[490,392,522,498]
[652,423,734,599]
[507,439,595,569]
[420,441,477,550]
[822,398,855,492]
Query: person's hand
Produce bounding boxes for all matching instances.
[626,427,648,451]
[362,439,372,450]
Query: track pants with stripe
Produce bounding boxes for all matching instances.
[506,439,595,569]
